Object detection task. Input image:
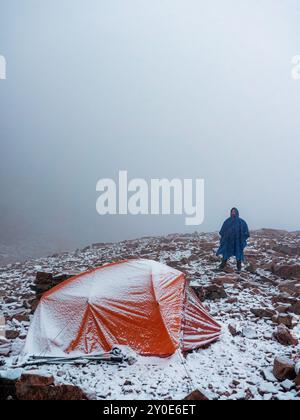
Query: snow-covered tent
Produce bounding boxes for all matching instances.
[24,259,221,357]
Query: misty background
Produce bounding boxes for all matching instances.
[0,0,300,263]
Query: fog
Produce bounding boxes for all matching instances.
[0,1,300,260]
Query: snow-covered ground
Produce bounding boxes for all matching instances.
[0,230,300,400]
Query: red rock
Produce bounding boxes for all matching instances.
[273,356,296,381]
[228,323,239,337]
[289,301,300,315]
[16,371,88,400]
[273,324,299,346]
[214,275,237,286]
[251,308,275,319]
[184,389,209,400]
[272,314,295,329]
[18,371,53,386]
[6,330,19,340]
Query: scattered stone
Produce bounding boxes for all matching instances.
[228,323,239,337]
[0,337,11,356]
[262,368,277,383]
[281,379,294,391]
[6,330,19,340]
[251,308,275,319]
[272,314,296,329]
[289,301,300,315]
[242,328,257,340]
[273,324,299,346]
[184,389,209,401]
[203,285,227,301]
[273,356,296,381]
[16,370,88,400]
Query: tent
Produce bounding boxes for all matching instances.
[24,259,221,357]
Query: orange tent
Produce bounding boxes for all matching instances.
[24,259,221,357]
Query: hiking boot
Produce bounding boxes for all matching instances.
[218,259,227,271]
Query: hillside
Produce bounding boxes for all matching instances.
[0,229,300,400]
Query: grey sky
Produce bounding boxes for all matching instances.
[0,1,300,257]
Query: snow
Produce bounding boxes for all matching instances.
[0,230,300,400]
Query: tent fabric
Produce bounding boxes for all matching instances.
[23,259,221,357]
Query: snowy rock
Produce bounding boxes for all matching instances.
[273,356,296,381]
[262,369,277,383]
[281,379,294,391]
[251,308,275,319]
[228,323,239,337]
[259,382,278,395]
[242,328,257,340]
[272,314,296,329]
[289,301,300,316]
[203,285,227,301]
[0,337,11,356]
[273,324,299,347]
[184,389,209,400]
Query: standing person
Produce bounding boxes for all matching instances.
[217,208,250,273]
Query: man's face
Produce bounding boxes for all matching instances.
[231,209,237,217]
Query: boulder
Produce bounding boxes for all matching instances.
[0,337,11,356]
[272,314,295,329]
[273,324,299,346]
[213,275,238,286]
[289,301,300,316]
[228,323,239,337]
[16,370,88,400]
[272,264,300,280]
[184,389,209,401]
[242,327,257,340]
[273,356,296,381]
[0,369,23,400]
[251,308,276,319]
[6,330,19,340]
[203,285,227,301]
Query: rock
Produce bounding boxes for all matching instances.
[272,314,295,329]
[271,264,300,279]
[6,330,19,340]
[0,369,23,400]
[259,382,278,395]
[273,356,296,381]
[242,328,257,340]
[226,298,238,304]
[16,370,88,400]
[18,370,54,386]
[250,308,275,319]
[272,295,297,306]
[35,272,53,283]
[295,362,300,387]
[262,369,277,383]
[273,324,299,346]
[184,389,209,400]
[203,285,227,301]
[213,275,238,286]
[228,323,239,337]
[289,301,300,315]
[278,280,300,298]
[0,337,11,356]
[281,379,294,391]
[11,312,30,323]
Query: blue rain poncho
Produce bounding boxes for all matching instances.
[216,208,250,261]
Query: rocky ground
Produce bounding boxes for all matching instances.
[0,229,300,400]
